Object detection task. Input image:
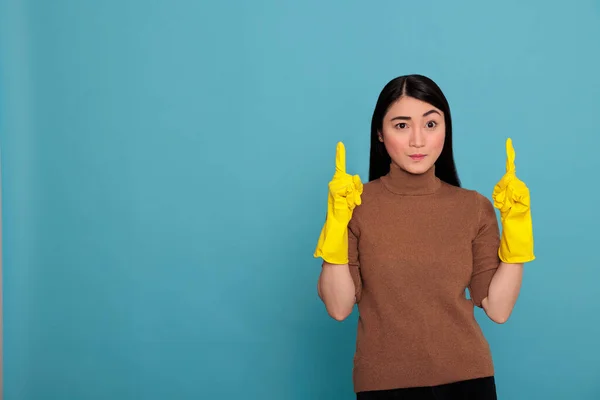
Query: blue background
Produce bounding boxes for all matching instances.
[1,1,599,399]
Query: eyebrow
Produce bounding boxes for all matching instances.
[390,109,441,121]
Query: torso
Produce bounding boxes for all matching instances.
[348,167,500,392]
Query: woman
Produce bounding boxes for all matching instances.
[314,74,535,399]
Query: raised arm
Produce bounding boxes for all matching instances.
[314,142,363,321]
[482,138,535,323]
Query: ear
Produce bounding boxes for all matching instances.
[377,130,384,142]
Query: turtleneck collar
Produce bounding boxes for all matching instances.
[381,162,441,195]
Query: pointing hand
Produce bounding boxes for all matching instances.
[314,142,364,264]
[330,142,363,212]
[491,138,535,263]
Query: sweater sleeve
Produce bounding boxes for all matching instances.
[348,216,363,303]
[468,193,501,307]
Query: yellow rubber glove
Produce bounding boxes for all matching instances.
[314,142,363,264]
[492,138,535,263]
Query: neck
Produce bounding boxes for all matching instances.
[381,162,441,195]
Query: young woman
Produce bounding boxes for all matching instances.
[314,74,535,400]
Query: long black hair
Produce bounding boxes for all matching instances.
[368,74,461,187]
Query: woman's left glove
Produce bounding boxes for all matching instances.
[492,138,536,263]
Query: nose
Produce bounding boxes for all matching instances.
[409,126,425,148]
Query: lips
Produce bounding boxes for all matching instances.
[409,154,426,160]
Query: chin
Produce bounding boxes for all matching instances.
[404,163,434,175]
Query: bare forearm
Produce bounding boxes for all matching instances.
[318,262,356,321]
[482,262,523,323]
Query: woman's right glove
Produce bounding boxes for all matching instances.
[314,142,363,264]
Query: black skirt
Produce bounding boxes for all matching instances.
[356,376,497,400]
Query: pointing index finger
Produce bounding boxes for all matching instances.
[505,138,516,173]
[335,142,346,174]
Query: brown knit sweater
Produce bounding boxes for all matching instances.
[348,162,500,393]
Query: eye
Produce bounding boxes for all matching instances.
[395,122,408,129]
[426,121,438,129]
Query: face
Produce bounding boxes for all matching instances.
[378,96,446,175]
